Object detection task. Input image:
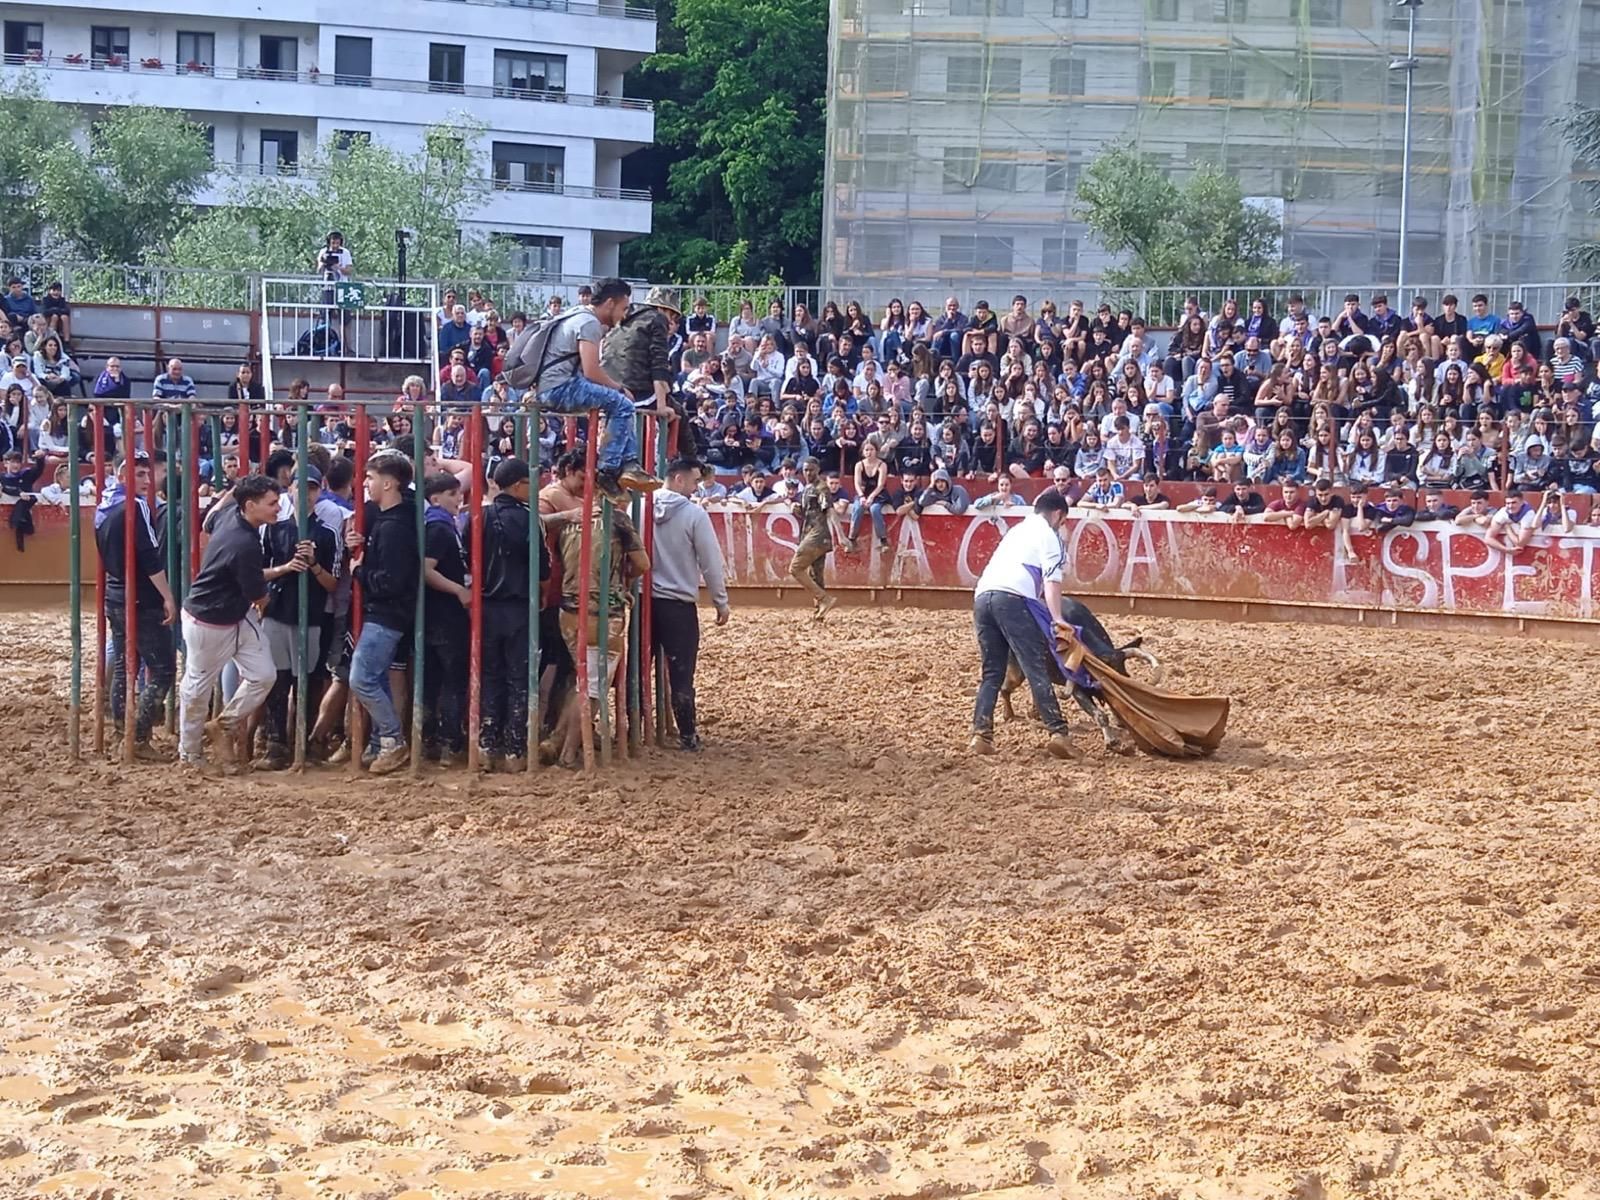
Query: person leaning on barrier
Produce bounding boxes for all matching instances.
[651,456,731,752]
[179,473,299,770]
[95,451,178,761]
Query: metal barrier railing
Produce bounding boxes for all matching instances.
[261,277,439,364]
[62,397,674,775]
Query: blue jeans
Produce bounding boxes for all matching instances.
[972,590,1067,736]
[539,375,638,472]
[849,497,890,543]
[350,621,406,742]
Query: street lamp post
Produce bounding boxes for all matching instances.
[1389,0,1422,296]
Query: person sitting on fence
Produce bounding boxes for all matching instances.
[517,278,659,498]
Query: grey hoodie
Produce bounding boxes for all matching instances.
[651,488,730,609]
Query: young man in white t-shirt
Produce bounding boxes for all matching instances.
[970,490,1080,762]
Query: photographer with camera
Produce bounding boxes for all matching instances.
[315,231,353,284]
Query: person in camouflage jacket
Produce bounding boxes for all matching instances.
[601,287,683,443]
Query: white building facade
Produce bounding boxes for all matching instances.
[2,0,656,278]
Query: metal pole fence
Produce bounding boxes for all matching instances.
[526,405,542,771]
[67,395,82,764]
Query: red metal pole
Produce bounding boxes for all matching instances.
[639,414,655,748]
[122,400,138,765]
[576,409,598,773]
[238,402,251,475]
[348,404,370,771]
[258,414,271,469]
[93,406,107,755]
[466,408,485,772]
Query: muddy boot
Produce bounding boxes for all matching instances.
[327,740,351,765]
[617,460,662,493]
[1046,732,1083,761]
[501,755,528,773]
[815,595,838,623]
[205,718,237,765]
[968,732,997,756]
[133,740,170,764]
[257,741,292,771]
[369,737,409,775]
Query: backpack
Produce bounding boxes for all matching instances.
[502,310,584,392]
[296,323,342,357]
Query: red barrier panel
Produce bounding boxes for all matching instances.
[703,506,1600,622]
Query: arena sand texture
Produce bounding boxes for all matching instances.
[2,604,1599,1200]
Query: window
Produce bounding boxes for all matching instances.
[1141,59,1176,98]
[1293,169,1338,202]
[864,43,911,92]
[1305,59,1342,103]
[3,22,43,62]
[1308,0,1341,25]
[1050,57,1086,97]
[1043,153,1076,194]
[507,234,563,277]
[862,133,905,189]
[946,55,1020,96]
[334,36,372,86]
[200,124,216,156]
[859,226,909,274]
[942,147,978,192]
[940,235,1014,275]
[1042,237,1079,277]
[331,129,371,155]
[1150,0,1180,18]
[947,56,983,94]
[1053,0,1089,15]
[176,31,215,70]
[976,157,1017,190]
[259,35,297,75]
[1213,0,1245,19]
[494,50,567,95]
[429,43,465,93]
[90,26,129,68]
[492,142,565,191]
[1207,60,1242,100]
[952,0,1023,14]
[260,129,300,176]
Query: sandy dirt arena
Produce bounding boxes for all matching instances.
[2,602,1599,1200]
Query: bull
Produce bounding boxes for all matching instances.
[998,596,1162,753]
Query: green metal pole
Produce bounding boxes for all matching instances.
[208,413,223,481]
[653,418,670,748]
[514,408,528,461]
[627,412,644,754]
[294,402,310,769]
[411,413,426,773]
[67,396,82,764]
[597,494,613,767]
[526,405,541,771]
[164,407,180,734]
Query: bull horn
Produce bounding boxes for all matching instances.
[1125,646,1164,686]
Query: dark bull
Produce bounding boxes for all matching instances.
[998,596,1162,752]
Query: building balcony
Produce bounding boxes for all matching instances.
[7,0,654,53]
[204,162,652,235]
[1,55,655,144]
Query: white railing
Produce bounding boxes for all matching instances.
[1,54,653,112]
[261,278,439,365]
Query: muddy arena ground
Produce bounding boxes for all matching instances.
[2,602,1599,1200]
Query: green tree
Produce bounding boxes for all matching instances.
[622,0,824,283]
[1556,104,1600,278]
[166,124,512,307]
[36,106,213,264]
[1076,147,1293,299]
[0,77,77,256]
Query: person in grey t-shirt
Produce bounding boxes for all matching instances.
[535,277,661,496]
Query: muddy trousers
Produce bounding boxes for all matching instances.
[178,611,275,762]
[789,537,830,603]
[479,601,530,760]
[652,597,700,744]
[107,601,176,743]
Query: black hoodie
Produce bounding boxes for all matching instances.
[357,496,421,629]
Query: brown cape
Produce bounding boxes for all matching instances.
[1055,627,1231,758]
